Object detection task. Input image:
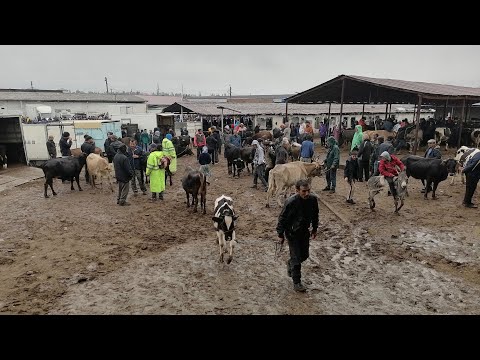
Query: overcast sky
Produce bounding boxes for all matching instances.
[1,45,480,95]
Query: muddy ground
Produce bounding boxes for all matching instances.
[1,144,479,315]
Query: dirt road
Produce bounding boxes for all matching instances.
[1,145,479,314]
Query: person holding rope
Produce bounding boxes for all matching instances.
[276,179,319,293]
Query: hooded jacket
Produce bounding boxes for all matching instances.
[325,137,340,169]
[351,125,363,151]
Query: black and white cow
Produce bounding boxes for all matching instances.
[0,145,7,169]
[453,146,480,185]
[212,195,238,264]
[0,154,6,169]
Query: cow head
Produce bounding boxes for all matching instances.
[159,156,171,169]
[309,161,323,177]
[442,158,458,177]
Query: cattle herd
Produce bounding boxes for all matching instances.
[33,127,480,265]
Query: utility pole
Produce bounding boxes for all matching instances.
[181,84,184,100]
[105,77,109,94]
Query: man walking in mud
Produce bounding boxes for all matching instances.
[276,179,319,292]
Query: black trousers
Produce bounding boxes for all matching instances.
[358,160,370,181]
[386,176,397,197]
[208,148,216,164]
[117,181,130,204]
[464,174,479,204]
[287,230,310,284]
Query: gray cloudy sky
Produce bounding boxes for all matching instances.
[1,45,480,95]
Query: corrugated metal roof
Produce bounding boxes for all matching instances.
[163,101,430,116]
[287,74,480,105]
[0,91,146,103]
[136,95,183,106]
[348,75,480,97]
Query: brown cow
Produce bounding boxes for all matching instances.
[266,161,323,207]
[86,153,114,192]
[181,167,207,214]
[252,130,273,142]
[364,130,396,141]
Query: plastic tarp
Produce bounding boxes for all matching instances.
[73,121,102,129]
[36,105,52,114]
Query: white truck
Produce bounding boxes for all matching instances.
[19,120,122,166]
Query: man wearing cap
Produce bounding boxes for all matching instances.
[104,132,115,163]
[46,135,57,159]
[424,139,441,159]
[421,138,442,193]
[378,151,405,199]
[59,132,72,157]
[113,144,134,206]
[251,139,268,191]
[81,135,96,182]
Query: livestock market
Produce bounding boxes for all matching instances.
[1,74,480,315]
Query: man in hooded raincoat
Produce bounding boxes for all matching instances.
[146,144,166,200]
[162,133,177,173]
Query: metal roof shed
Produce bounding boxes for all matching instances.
[286,74,480,152]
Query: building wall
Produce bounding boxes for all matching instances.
[0,100,147,119]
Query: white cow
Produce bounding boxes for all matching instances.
[452,146,480,185]
[86,153,114,192]
[266,161,323,207]
[212,195,238,264]
[434,127,451,151]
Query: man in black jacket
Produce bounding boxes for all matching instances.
[104,132,114,163]
[46,135,57,158]
[276,179,319,292]
[81,135,96,183]
[357,133,372,182]
[59,132,72,157]
[113,144,134,206]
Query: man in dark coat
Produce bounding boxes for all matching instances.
[46,135,57,159]
[113,144,134,206]
[104,132,114,163]
[462,151,480,208]
[357,133,373,182]
[59,132,72,157]
[81,135,96,182]
[276,179,319,293]
[344,150,359,204]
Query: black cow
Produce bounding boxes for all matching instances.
[41,154,87,198]
[0,145,6,169]
[224,144,255,177]
[174,142,194,158]
[181,167,207,214]
[401,155,457,200]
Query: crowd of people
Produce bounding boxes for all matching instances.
[43,116,480,293]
